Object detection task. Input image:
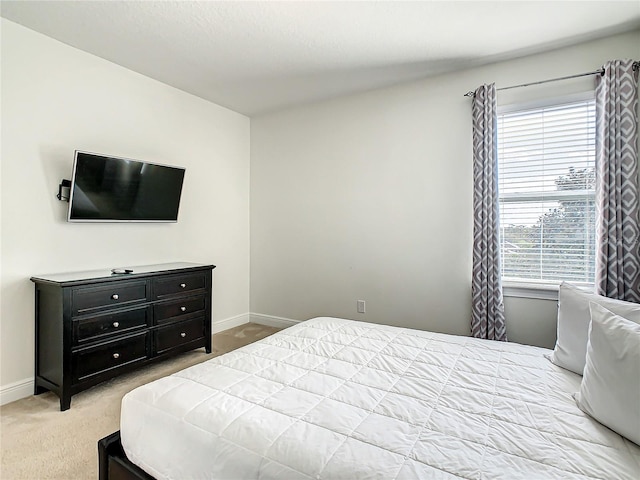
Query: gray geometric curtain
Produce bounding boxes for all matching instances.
[595,60,640,303]
[471,83,508,341]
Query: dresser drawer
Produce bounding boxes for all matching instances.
[154,297,205,324]
[153,273,205,299]
[154,317,205,355]
[73,332,148,383]
[72,281,148,315]
[73,306,150,345]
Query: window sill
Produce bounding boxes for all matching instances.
[503,281,559,301]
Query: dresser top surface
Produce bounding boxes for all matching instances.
[31,262,215,285]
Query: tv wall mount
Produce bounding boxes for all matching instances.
[57,179,71,202]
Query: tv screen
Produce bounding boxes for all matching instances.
[68,151,185,222]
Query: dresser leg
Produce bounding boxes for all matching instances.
[60,393,71,411]
[34,384,48,395]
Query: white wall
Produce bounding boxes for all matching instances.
[250,30,640,348]
[0,20,250,400]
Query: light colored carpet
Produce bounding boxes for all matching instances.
[0,323,281,480]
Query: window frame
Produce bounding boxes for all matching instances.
[497,91,597,300]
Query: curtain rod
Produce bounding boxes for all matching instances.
[463,60,640,97]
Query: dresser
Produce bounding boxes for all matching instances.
[31,262,214,411]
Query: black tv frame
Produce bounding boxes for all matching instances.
[67,150,185,223]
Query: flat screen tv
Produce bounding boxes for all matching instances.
[68,151,185,222]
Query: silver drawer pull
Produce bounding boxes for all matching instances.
[112,322,120,328]
[180,283,186,288]
[180,306,187,312]
[180,332,186,338]
[111,294,119,300]
[113,353,120,359]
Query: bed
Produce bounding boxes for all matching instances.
[99,316,640,479]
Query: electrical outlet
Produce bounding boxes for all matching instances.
[357,300,366,313]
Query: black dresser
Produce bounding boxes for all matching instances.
[31,262,215,411]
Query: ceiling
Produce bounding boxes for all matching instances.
[2,1,639,116]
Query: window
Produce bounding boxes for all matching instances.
[497,96,596,288]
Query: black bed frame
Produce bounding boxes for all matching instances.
[98,431,156,480]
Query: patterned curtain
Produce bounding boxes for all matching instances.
[595,60,640,303]
[471,83,507,341]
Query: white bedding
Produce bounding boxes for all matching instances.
[121,317,640,479]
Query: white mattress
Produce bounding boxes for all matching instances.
[121,317,640,479]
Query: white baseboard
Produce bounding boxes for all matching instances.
[0,378,33,406]
[212,313,251,333]
[249,312,300,329]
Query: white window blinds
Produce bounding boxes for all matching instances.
[497,97,596,285]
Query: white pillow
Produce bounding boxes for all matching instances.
[575,302,640,445]
[548,282,640,374]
